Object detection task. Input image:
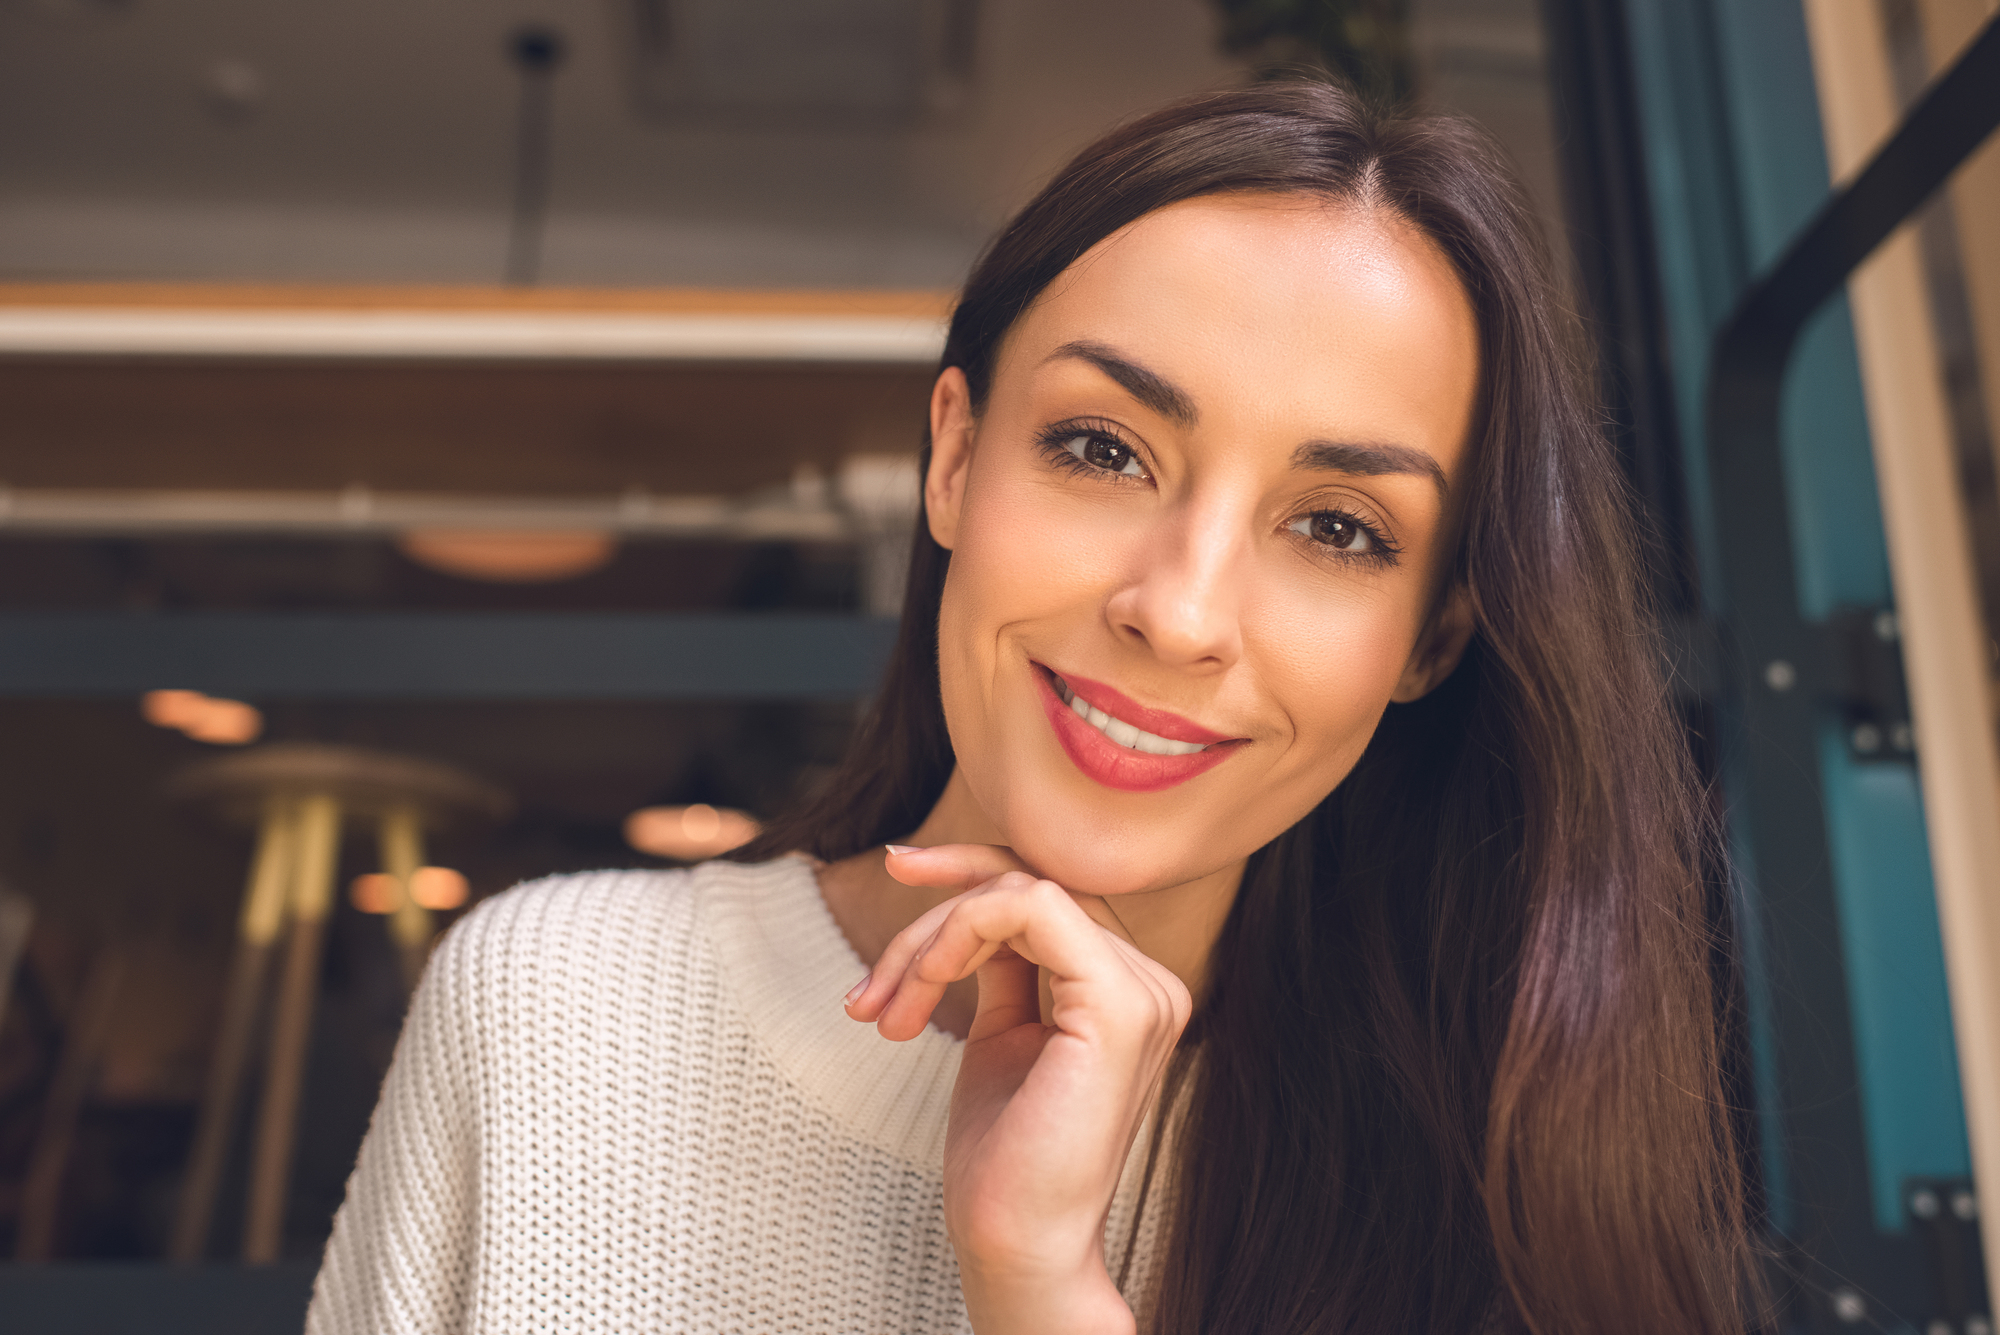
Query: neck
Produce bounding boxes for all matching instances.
[817,767,1243,1035]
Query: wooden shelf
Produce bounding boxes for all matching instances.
[0,283,955,317]
[0,284,954,364]
[0,358,934,496]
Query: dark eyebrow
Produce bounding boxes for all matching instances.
[1293,440,1448,496]
[1045,340,1198,427]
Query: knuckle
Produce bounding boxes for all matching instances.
[1140,976,1191,1034]
[990,870,1037,897]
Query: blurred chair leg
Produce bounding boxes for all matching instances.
[0,890,34,1038]
[16,944,127,1261]
[377,804,435,995]
[242,791,339,1264]
[169,796,297,1263]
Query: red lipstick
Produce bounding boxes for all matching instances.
[1033,664,1244,793]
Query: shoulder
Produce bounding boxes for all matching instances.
[425,856,819,1015]
[435,866,688,983]
[450,864,692,943]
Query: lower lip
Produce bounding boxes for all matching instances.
[1034,668,1243,793]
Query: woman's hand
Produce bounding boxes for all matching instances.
[843,844,1192,1335]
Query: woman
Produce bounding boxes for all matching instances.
[310,82,1756,1334]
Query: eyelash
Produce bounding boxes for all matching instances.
[1288,498,1402,567]
[1034,418,1149,481]
[1032,418,1403,568]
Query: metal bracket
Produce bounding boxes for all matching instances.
[1823,607,1916,762]
[1907,1177,1991,1334]
[1675,606,1914,761]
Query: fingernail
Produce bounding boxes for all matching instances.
[884,844,920,856]
[843,973,870,1006]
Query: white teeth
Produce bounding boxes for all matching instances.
[1052,675,1208,757]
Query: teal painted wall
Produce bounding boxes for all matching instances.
[1819,724,1971,1229]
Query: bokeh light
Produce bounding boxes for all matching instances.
[351,866,470,913]
[350,873,401,915]
[410,866,470,910]
[398,529,615,583]
[141,689,264,745]
[624,804,760,861]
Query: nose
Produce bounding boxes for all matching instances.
[1104,500,1246,671]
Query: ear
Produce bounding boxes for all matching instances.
[1391,582,1474,703]
[925,367,977,551]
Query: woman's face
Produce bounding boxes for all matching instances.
[927,193,1481,897]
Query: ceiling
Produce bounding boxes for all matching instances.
[0,0,1238,286]
[0,0,1568,289]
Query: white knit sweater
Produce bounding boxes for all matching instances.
[306,855,1169,1333]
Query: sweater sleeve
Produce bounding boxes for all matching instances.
[306,907,489,1335]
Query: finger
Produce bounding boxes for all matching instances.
[888,843,1139,949]
[876,871,1041,1040]
[876,919,1014,1041]
[927,880,1191,1047]
[1069,892,1137,948]
[847,865,1041,1038]
[967,946,1041,1043]
[882,842,1031,891]
[1048,933,1194,1042]
[844,892,959,1024]
[920,874,1123,997]
[871,869,1095,1043]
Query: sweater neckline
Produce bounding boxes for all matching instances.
[695,855,965,1169]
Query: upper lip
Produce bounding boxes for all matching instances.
[1036,664,1239,746]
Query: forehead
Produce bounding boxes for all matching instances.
[997,194,1481,479]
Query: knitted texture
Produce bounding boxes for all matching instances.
[308,856,1166,1333]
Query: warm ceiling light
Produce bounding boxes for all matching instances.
[143,689,207,730]
[181,698,264,745]
[141,689,263,745]
[351,873,401,914]
[624,804,761,861]
[410,866,470,910]
[398,529,615,583]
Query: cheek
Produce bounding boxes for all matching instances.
[1242,573,1424,764]
[945,458,1146,632]
[935,467,1128,727]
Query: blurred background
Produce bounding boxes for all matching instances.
[0,1,1994,1331]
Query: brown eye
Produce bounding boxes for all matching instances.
[1064,433,1148,478]
[1289,510,1376,552]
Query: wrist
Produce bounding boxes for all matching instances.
[957,1254,1135,1335]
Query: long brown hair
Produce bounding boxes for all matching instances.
[734,82,1755,1334]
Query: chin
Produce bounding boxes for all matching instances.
[991,797,1221,897]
